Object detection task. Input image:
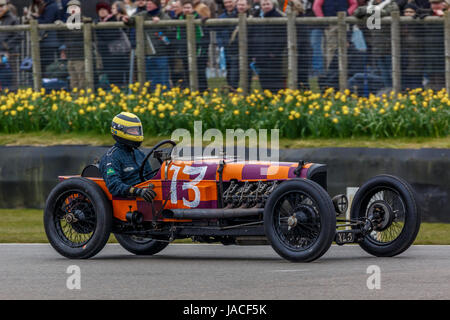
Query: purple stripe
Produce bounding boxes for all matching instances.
[137,200,165,221]
[151,168,162,180]
[112,196,133,201]
[242,164,269,180]
[195,200,218,209]
[161,180,189,201]
[189,163,218,180]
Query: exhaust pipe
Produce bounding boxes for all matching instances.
[171,208,264,219]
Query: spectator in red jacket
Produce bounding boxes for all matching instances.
[312,0,358,81]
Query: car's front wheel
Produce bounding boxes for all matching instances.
[264,179,336,262]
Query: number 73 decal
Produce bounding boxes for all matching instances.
[169,165,208,208]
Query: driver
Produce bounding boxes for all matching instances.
[99,112,157,203]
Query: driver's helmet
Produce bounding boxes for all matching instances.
[111,112,144,148]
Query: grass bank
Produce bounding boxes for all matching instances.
[1,132,449,149]
[0,209,448,245]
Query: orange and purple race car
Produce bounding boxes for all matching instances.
[44,140,421,262]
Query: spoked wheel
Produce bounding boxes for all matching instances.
[114,233,169,256]
[274,192,322,250]
[54,191,97,248]
[351,175,421,257]
[44,178,112,259]
[264,179,336,262]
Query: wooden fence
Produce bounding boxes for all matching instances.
[0,11,449,93]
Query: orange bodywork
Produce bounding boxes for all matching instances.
[59,159,312,222]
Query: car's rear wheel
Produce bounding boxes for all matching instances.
[44,178,112,259]
[264,179,336,262]
[114,234,169,255]
[351,175,421,257]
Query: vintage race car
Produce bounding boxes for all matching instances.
[44,140,421,262]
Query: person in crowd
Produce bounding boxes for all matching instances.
[5,0,16,16]
[193,0,212,17]
[127,0,148,58]
[203,0,218,17]
[394,0,431,11]
[123,0,172,90]
[44,44,69,89]
[166,0,183,17]
[95,1,114,89]
[217,0,238,89]
[112,1,132,86]
[289,0,313,88]
[395,0,409,10]
[0,51,12,90]
[414,0,431,9]
[124,0,137,16]
[166,0,187,86]
[254,0,286,92]
[23,0,38,22]
[112,1,129,21]
[313,0,358,78]
[353,0,399,90]
[0,0,15,91]
[250,0,262,16]
[0,0,20,90]
[429,0,448,15]
[59,0,70,21]
[403,2,419,15]
[96,2,114,22]
[298,0,323,90]
[420,0,446,89]
[160,0,172,11]
[400,3,424,90]
[95,1,131,88]
[132,0,150,15]
[234,0,255,90]
[175,0,210,91]
[24,0,60,77]
[236,0,250,13]
[61,0,88,89]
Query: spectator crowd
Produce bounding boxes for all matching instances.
[0,0,448,94]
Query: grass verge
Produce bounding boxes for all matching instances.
[1,132,449,149]
[0,209,448,245]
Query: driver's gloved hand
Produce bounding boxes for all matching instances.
[129,184,156,203]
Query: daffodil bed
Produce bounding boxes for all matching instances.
[0,84,448,139]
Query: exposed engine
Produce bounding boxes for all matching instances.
[222,180,278,209]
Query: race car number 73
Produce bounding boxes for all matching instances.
[170,165,208,208]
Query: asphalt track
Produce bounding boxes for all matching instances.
[0,244,449,300]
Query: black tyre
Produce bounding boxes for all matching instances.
[44,178,112,259]
[264,179,336,262]
[114,234,169,255]
[351,175,421,257]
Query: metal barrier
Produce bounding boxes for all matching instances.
[0,11,449,94]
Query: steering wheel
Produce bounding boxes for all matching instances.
[139,140,177,182]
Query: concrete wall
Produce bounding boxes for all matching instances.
[0,146,448,222]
